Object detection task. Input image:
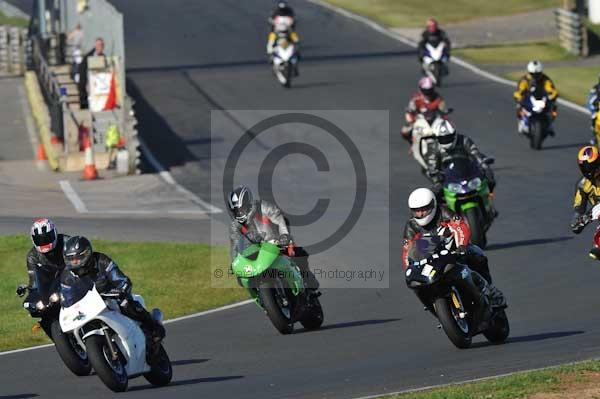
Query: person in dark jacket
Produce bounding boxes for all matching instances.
[16,219,70,337]
[417,18,451,62]
[402,188,505,307]
[78,37,106,109]
[59,236,165,342]
[227,185,319,291]
[425,119,496,195]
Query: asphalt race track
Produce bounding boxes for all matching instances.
[3,1,600,398]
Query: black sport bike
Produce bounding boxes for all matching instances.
[405,235,509,348]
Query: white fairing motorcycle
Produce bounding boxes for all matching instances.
[272,35,298,88]
[411,109,451,169]
[271,16,298,88]
[422,42,449,86]
[59,279,172,392]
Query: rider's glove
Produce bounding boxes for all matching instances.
[16,284,27,297]
[279,234,292,247]
[246,231,264,244]
[456,245,468,256]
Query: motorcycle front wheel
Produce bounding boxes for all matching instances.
[435,288,472,349]
[259,277,294,334]
[530,119,544,150]
[465,207,486,249]
[50,320,92,376]
[86,335,129,392]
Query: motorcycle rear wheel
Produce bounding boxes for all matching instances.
[483,309,510,344]
[300,295,324,330]
[144,344,173,386]
[435,290,472,349]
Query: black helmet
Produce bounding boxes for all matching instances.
[227,186,255,223]
[63,236,94,276]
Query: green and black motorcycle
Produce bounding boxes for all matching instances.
[441,157,495,248]
[231,239,324,334]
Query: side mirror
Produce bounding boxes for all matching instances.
[483,157,495,165]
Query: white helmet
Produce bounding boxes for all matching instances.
[408,188,437,226]
[433,119,457,150]
[527,60,543,74]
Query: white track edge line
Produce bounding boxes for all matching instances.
[59,180,88,213]
[163,299,255,324]
[0,299,254,356]
[138,138,222,214]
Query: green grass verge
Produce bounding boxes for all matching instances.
[0,235,247,352]
[0,11,28,27]
[454,41,575,65]
[505,66,598,105]
[385,359,600,398]
[323,0,558,28]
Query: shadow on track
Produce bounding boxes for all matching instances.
[471,330,584,349]
[292,81,345,90]
[298,318,401,333]
[542,142,589,151]
[172,358,210,367]
[128,375,244,392]
[486,236,572,251]
[127,50,417,75]
[0,395,38,399]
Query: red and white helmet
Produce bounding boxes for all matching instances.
[31,218,58,253]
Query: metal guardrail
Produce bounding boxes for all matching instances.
[554,8,588,56]
[30,34,79,152]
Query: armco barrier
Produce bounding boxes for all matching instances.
[24,71,59,171]
[554,8,588,56]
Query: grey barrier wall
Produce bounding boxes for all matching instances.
[554,7,589,56]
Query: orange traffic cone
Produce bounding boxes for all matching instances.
[82,141,98,181]
[36,143,47,160]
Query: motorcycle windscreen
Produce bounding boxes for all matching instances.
[442,157,482,184]
[60,274,95,307]
[407,236,445,265]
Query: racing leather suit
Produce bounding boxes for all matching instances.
[513,73,558,103]
[571,176,600,234]
[60,252,165,340]
[229,200,318,290]
[424,134,495,193]
[22,234,69,337]
[402,206,505,307]
[401,92,447,141]
[418,29,451,61]
[26,234,69,293]
[267,30,299,55]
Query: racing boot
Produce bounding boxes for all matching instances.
[488,284,506,308]
[589,247,600,260]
